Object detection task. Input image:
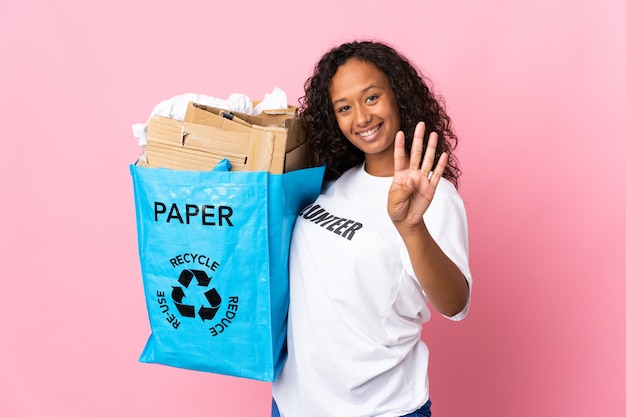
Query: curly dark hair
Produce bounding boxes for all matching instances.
[299,40,461,187]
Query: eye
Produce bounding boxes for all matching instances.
[336,105,351,113]
[365,95,379,104]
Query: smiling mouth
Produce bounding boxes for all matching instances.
[356,124,381,138]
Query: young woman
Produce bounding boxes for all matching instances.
[272,40,472,417]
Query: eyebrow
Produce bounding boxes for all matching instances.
[331,85,383,106]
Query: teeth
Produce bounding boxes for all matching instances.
[357,125,379,137]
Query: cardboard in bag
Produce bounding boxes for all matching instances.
[144,102,311,173]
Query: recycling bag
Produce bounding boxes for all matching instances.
[130,163,324,381]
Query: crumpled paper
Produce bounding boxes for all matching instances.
[132,86,288,147]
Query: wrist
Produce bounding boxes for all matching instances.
[394,218,428,239]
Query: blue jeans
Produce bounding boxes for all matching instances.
[271,399,432,417]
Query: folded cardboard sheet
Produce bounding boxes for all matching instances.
[144,102,310,173]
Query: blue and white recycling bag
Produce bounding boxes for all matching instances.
[130,162,324,381]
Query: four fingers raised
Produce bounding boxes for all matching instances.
[395,121,448,186]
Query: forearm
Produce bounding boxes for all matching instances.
[398,221,469,317]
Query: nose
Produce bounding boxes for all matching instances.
[354,105,371,127]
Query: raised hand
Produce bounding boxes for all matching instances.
[387,122,448,233]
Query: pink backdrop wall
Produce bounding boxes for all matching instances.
[1,0,625,415]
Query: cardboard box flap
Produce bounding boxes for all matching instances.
[145,116,276,172]
[189,102,292,129]
[186,102,306,153]
[184,102,252,131]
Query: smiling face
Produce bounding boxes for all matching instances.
[329,57,401,176]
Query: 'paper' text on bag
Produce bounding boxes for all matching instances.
[154,201,234,226]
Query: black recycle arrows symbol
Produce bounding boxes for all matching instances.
[171,269,222,321]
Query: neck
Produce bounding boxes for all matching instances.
[363,151,396,177]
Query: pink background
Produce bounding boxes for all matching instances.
[1,0,625,415]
